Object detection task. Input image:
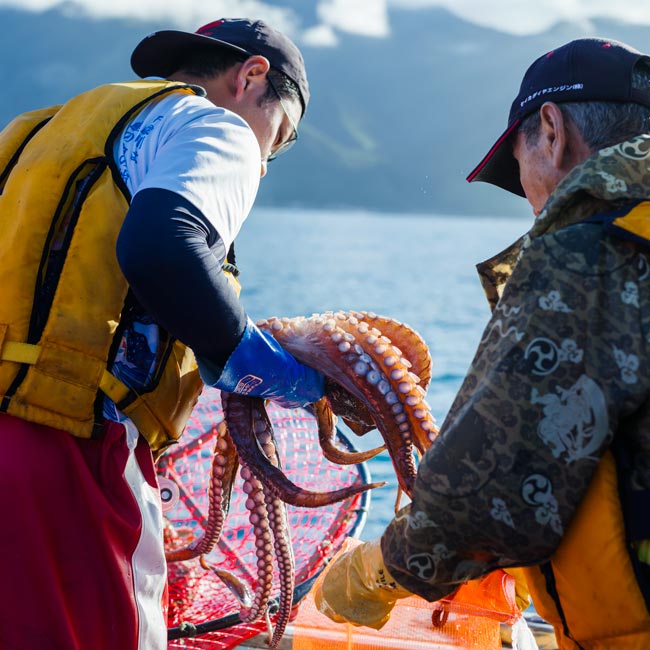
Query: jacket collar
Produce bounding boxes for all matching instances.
[477,134,650,310]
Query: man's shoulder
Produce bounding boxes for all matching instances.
[532,215,643,277]
[136,91,254,142]
[117,89,257,154]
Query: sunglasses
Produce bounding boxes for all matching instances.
[266,75,299,162]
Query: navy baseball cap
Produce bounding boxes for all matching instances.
[467,38,650,197]
[131,18,309,115]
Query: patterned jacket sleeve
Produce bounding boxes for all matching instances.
[381,222,650,600]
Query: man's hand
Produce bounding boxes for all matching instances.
[202,317,325,408]
[313,539,412,629]
[503,567,531,612]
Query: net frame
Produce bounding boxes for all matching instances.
[159,388,372,649]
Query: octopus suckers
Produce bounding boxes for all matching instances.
[367,370,381,385]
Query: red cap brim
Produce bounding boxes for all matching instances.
[466,119,525,197]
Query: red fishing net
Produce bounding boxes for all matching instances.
[159,388,371,649]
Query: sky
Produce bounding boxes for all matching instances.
[1,0,649,42]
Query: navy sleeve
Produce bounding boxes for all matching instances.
[116,187,247,369]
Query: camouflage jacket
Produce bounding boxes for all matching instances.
[382,136,650,600]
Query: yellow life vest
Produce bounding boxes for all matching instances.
[0,80,240,453]
[518,201,650,649]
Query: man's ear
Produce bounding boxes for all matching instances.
[538,102,567,172]
[233,55,271,100]
[539,101,591,173]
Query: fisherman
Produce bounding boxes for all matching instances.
[0,18,325,650]
[314,37,650,649]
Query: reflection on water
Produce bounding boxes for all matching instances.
[236,207,529,540]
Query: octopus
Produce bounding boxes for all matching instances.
[164,310,438,648]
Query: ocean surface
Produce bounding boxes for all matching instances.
[235,207,529,541]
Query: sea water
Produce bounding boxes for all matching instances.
[236,207,529,541]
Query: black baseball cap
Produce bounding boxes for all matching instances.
[467,38,650,196]
[131,18,309,116]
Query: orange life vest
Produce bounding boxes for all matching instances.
[0,80,238,453]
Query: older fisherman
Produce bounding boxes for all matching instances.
[314,37,650,649]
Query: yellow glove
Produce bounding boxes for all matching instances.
[503,567,531,612]
[313,538,413,629]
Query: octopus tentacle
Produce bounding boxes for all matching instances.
[165,423,239,562]
[351,310,438,451]
[350,310,433,391]
[254,418,295,649]
[265,490,294,649]
[250,395,385,504]
[223,392,383,506]
[321,311,437,457]
[199,556,254,610]
[239,463,275,622]
[312,397,385,465]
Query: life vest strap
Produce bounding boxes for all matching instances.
[582,199,650,248]
[98,368,133,404]
[0,341,41,365]
[0,336,132,405]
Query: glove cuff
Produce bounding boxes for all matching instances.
[207,318,324,408]
[213,317,268,395]
[362,539,413,597]
[314,538,413,630]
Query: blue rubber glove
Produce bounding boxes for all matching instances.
[198,318,325,409]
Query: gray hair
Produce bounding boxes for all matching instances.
[520,60,650,150]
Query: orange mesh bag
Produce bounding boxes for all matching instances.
[431,570,520,627]
[159,388,372,650]
[296,538,526,650]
